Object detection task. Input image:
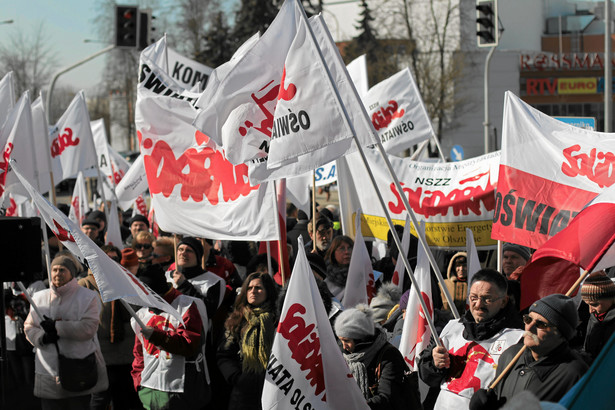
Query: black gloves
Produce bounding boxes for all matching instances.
[40,316,59,345]
[469,388,506,410]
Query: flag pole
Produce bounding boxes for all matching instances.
[39,91,58,206]
[306,8,459,319]
[490,268,592,389]
[312,170,317,252]
[273,181,287,286]
[17,282,44,319]
[265,241,273,277]
[372,140,460,319]
[120,298,147,329]
[296,0,443,341]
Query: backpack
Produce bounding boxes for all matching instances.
[372,344,423,410]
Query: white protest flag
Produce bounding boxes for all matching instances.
[115,154,148,211]
[363,68,434,155]
[465,228,481,289]
[193,2,377,184]
[0,91,36,200]
[391,214,412,289]
[0,72,15,127]
[11,161,183,323]
[342,209,376,308]
[398,224,433,371]
[31,96,52,194]
[68,171,90,226]
[286,172,311,215]
[49,91,98,181]
[106,198,124,249]
[92,118,131,199]
[346,54,368,98]
[137,39,279,240]
[262,238,370,410]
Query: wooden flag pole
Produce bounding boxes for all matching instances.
[312,171,317,252]
[489,268,592,390]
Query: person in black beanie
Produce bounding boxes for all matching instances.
[470,294,588,409]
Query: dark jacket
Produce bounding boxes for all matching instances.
[584,307,615,362]
[494,342,588,403]
[359,338,408,410]
[217,335,266,410]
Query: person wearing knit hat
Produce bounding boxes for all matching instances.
[471,294,588,409]
[121,248,139,275]
[178,237,204,264]
[126,214,149,247]
[581,271,615,361]
[334,304,411,407]
[502,243,531,278]
[81,217,101,242]
[50,255,78,288]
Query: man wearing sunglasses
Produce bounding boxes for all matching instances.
[470,294,588,409]
[418,269,523,409]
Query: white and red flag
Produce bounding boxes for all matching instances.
[465,227,481,291]
[137,39,279,240]
[92,118,131,199]
[193,4,377,184]
[398,224,433,371]
[261,238,370,410]
[491,91,614,249]
[11,161,183,323]
[363,68,433,155]
[49,91,98,182]
[105,198,125,249]
[391,215,412,289]
[68,171,90,226]
[115,154,148,211]
[342,209,376,308]
[0,91,36,200]
[518,185,615,309]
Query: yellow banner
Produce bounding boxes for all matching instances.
[359,213,497,248]
[558,77,597,95]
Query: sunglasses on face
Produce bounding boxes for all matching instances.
[134,243,152,250]
[522,314,553,329]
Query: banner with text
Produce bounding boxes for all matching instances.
[337,149,500,250]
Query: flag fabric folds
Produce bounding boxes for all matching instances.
[49,91,98,182]
[115,154,148,211]
[12,161,183,323]
[518,186,615,309]
[398,224,433,371]
[492,91,614,249]
[343,210,376,308]
[261,238,370,410]
[391,214,412,289]
[136,38,280,240]
[68,171,90,226]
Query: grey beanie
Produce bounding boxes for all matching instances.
[334,304,375,340]
[369,283,402,323]
[503,242,531,261]
[50,255,78,277]
[529,294,578,340]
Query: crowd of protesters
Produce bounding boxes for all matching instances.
[3,201,615,410]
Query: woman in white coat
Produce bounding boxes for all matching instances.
[24,254,108,410]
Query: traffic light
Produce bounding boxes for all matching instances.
[115,5,138,48]
[476,0,498,47]
[138,10,151,50]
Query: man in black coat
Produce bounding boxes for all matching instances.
[470,294,588,409]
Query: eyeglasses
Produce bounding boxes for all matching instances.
[522,314,553,330]
[134,243,152,250]
[469,295,503,305]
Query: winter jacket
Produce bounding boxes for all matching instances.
[131,288,209,407]
[440,252,468,315]
[167,267,225,319]
[24,278,108,399]
[584,307,615,362]
[493,342,588,403]
[364,340,408,410]
[418,305,523,409]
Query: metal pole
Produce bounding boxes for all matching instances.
[45,45,115,124]
[605,0,612,132]
[484,46,496,154]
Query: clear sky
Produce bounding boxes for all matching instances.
[1,0,109,96]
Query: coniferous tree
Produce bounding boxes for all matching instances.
[231,0,279,48]
[199,11,234,67]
